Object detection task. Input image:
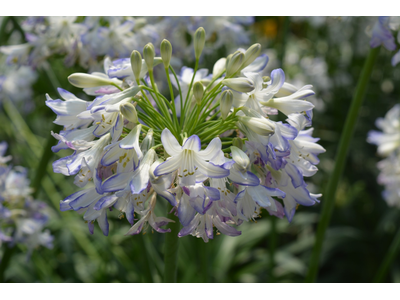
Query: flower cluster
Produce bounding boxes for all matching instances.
[0,61,37,110]
[368,104,400,207]
[1,16,254,71]
[0,142,53,255]
[0,16,157,70]
[370,16,400,66]
[150,17,254,63]
[48,27,325,242]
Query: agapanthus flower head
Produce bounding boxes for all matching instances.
[0,142,53,255]
[0,59,37,111]
[369,16,400,67]
[49,27,325,242]
[368,104,400,207]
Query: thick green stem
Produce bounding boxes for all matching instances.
[0,244,15,283]
[0,16,11,45]
[374,228,400,282]
[31,123,59,199]
[269,217,277,282]
[163,204,180,283]
[199,239,209,283]
[278,16,290,68]
[305,46,380,283]
[137,234,154,283]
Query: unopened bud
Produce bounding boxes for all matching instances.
[212,57,226,78]
[160,39,172,69]
[193,81,204,105]
[143,43,155,71]
[194,27,206,60]
[241,43,261,69]
[130,50,142,84]
[226,51,244,77]
[238,116,275,136]
[68,73,113,88]
[262,76,271,82]
[141,128,154,154]
[230,146,250,171]
[220,89,233,120]
[232,137,243,149]
[120,101,138,123]
[222,78,254,93]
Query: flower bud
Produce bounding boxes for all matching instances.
[232,137,243,149]
[231,146,250,171]
[262,76,271,82]
[241,43,261,69]
[238,116,275,136]
[212,57,226,79]
[262,76,271,88]
[193,81,204,105]
[141,128,154,154]
[160,39,172,69]
[120,101,138,123]
[222,78,254,93]
[130,50,142,84]
[226,51,244,77]
[194,27,206,60]
[143,43,155,71]
[220,89,233,120]
[68,73,113,88]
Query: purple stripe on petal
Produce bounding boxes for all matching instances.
[182,186,190,196]
[88,222,94,235]
[204,186,220,201]
[94,195,118,210]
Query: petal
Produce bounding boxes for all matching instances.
[182,135,201,151]
[178,196,196,226]
[101,172,131,192]
[178,214,200,237]
[247,185,285,208]
[126,199,135,225]
[213,215,241,237]
[241,54,269,74]
[119,124,142,150]
[197,137,222,160]
[228,169,259,186]
[194,156,230,179]
[97,210,109,236]
[94,195,118,211]
[161,128,182,155]
[88,222,94,235]
[265,98,314,116]
[154,156,181,176]
[69,188,101,211]
[269,68,285,92]
[58,88,79,101]
[125,217,146,235]
[111,113,123,144]
[130,165,151,194]
[157,190,177,207]
[285,163,304,188]
[204,186,220,201]
[205,215,213,239]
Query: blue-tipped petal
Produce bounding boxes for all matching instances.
[178,197,196,226]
